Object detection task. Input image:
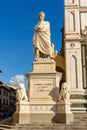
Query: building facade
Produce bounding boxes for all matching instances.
[63,0,87,111]
[0,82,16,120]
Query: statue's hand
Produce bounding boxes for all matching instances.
[35,26,40,31]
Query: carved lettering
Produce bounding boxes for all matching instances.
[32,80,54,96]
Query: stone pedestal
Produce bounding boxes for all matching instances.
[56,102,73,124]
[26,59,62,123]
[13,102,30,124]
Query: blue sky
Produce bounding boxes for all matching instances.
[0,0,64,87]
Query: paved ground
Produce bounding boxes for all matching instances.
[0,113,87,130]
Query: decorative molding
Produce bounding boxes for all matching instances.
[70,43,75,48]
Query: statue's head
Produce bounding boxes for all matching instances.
[61,82,69,91]
[38,12,45,21]
[18,83,25,91]
[61,84,66,91]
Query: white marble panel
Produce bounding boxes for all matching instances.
[80,0,87,7]
[80,12,87,33]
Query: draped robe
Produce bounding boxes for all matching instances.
[33,21,52,57]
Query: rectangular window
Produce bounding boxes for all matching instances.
[81,45,87,88]
[0,90,1,94]
[3,99,5,105]
[0,99,1,105]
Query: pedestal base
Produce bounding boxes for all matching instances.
[30,113,55,123]
[13,102,30,124]
[26,59,62,123]
[14,113,30,124]
[56,113,73,124]
[56,102,73,124]
[32,59,56,73]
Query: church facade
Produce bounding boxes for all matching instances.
[61,0,87,111]
[64,0,87,90]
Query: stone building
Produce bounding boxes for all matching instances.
[0,82,16,120]
[56,0,87,112]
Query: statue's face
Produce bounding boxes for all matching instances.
[18,86,22,90]
[62,85,66,91]
[39,15,44,21]
[62,86,65,90]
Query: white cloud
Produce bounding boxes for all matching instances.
[9,74,26,86]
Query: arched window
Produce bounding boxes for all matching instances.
[70,55,78,89]
[69,12,75,32]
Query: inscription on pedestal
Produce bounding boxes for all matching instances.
[32,80,54,97]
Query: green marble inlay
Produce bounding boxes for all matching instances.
[70,94,87,99]
[71,103,87,108]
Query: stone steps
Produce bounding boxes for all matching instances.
[0,123,87,130]
[0,116,13,124]
[0,124,87,130]
[0,113,87,130]
[0,124,13,129]
[70,94,87,111]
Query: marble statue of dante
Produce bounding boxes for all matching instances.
[32,12,57,60]
[16,83,28,102]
